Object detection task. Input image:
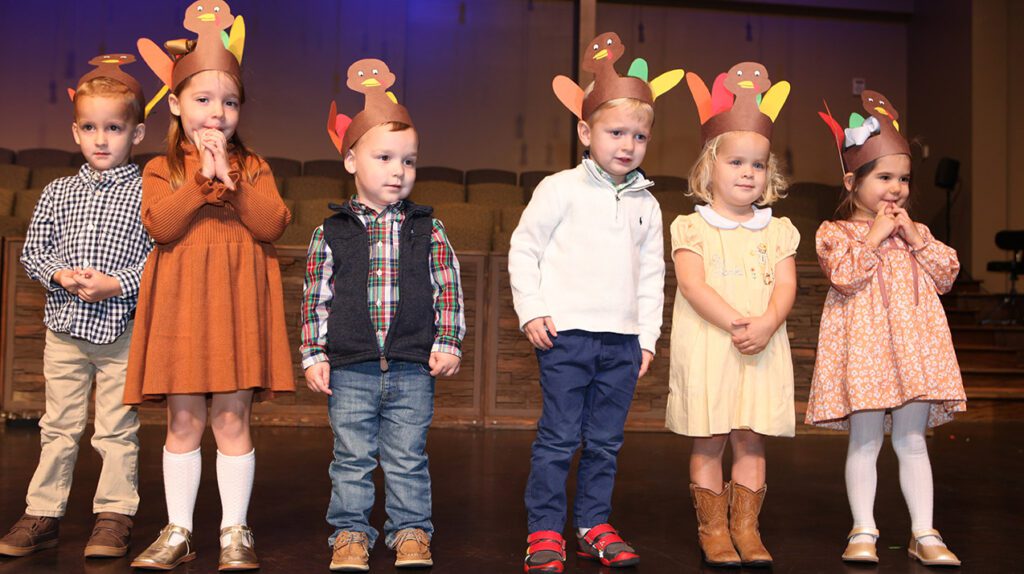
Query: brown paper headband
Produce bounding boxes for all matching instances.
[818,89,911,175]
[137,0,245,117]
[67,54,147,117]
[327,59,414,156]
[687,62,791,145]
[552,32,684,122]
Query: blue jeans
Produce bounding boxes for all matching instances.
[524,330,642,533]
[326,360,434,548]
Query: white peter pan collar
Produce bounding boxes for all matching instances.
[695,204,772,230]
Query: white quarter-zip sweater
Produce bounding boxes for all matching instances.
[508,160,666,352]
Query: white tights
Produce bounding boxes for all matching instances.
[845,402,942,546]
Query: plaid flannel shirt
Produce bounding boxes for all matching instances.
[300,198,465,369]
[20,163,153,344]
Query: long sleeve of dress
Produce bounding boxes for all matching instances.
[226,159,292,243]
[815,220,881,296]
[911,223,960,294]
[141,162,223,244]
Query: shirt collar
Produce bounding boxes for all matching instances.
[77,162,141,186]
[695,204,772,230]
[581,157,653,193]
[349,195,404,218]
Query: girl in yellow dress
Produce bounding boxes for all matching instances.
[668,61,798,568]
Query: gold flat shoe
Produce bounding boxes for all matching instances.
[219,525,259,571]
[908,529,961,567]
[842,526,879,563]
[130,524,195,570]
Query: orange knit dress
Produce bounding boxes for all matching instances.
[124,145,295,403]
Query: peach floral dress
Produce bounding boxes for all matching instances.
[805,220,966,430]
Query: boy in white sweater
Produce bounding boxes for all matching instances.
[510,32,679,574]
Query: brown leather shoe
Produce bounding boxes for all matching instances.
[0,514,59,557]
[84,512,133,558]
[330,531,370,572]
[392,528,432,568]
[729,481,772,567]
[690,483,741,567]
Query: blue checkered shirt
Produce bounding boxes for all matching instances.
[20,163,153,344]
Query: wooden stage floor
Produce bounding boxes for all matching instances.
[0,421,1019,573]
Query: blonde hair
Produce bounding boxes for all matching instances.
[166,71,261,190]
[686,132,788,206]
[74,77,143,125]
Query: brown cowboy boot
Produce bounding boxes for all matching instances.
[728,481,772,567]
[690,483,741,567]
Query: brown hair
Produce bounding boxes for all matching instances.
[74,77,143,125]
[833,157,914,220]
[687,132,788,206]
[166,71,261,190]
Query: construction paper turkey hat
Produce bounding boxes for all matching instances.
[326,58,415,156]
[67,54,148,119]
[552,32,685,122]
[818,90,911,175]
[686,62,791,145]
[136,0,246,117]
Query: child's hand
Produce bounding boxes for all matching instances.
[195,130,217,180]
[730,314,776,355]
[200,129,234,188]
[72,269,122,303]
[304,362,332,395]
[523,316,558,350]
[428,352,461,377]
[889,206,925,249]
[864,202,898,248]
[52,269,81,294]
[638,350,654,378]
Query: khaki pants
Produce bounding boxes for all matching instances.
[25,324,139,517]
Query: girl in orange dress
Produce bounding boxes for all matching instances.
[125,2,293,569]
[807,91,965,567]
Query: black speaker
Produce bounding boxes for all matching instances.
[935,157,960,190]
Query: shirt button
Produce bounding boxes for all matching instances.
[377,241,383,248]
[376,330,383,336]
[376,300,382,307]
[376,269,383,276]
[87,223,95,231]
[82,260,91,268]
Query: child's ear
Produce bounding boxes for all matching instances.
[343,149,357,175]
[71,122,82,145]
[168,93,181,117]
[132,123,146,145]
[842,172,856,192]
[577,120,592,148]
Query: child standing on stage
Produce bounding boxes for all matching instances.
[126,2,294,569]
[667,62,797,568]
[0,55,151,561]
[808,90,965,567]
[510,32,683,573]
[301,59,465,571]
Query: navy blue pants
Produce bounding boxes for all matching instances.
[524,330,642,533]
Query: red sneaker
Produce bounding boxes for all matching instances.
[576,524,640,567]
[524,530,566,573]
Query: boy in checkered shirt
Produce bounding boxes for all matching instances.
[299,59,464,570]
[0,56,153,560]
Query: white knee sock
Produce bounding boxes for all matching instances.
[163,446,202,544]
[217,449,255,543]
[846,411,884,543]
[891,402,941,546]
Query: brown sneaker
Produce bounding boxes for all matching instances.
[392,528,432,568]
[0,514,59,557]
[330,531,370,572]
[84,512,133,558]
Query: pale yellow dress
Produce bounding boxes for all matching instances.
[665,206,799,437]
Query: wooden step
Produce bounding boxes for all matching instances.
[955,345,1024,368]
[941,292,1010,312]
[961,367,1024,388]
[944,308,979,325]
[951,325,1024,347]
[965,387,1024,400]
[949,278,984,293]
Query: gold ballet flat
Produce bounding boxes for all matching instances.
[219,524,259,571]
[908,529,961,567]
[130,524,196,570]
[841,526,879,563]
